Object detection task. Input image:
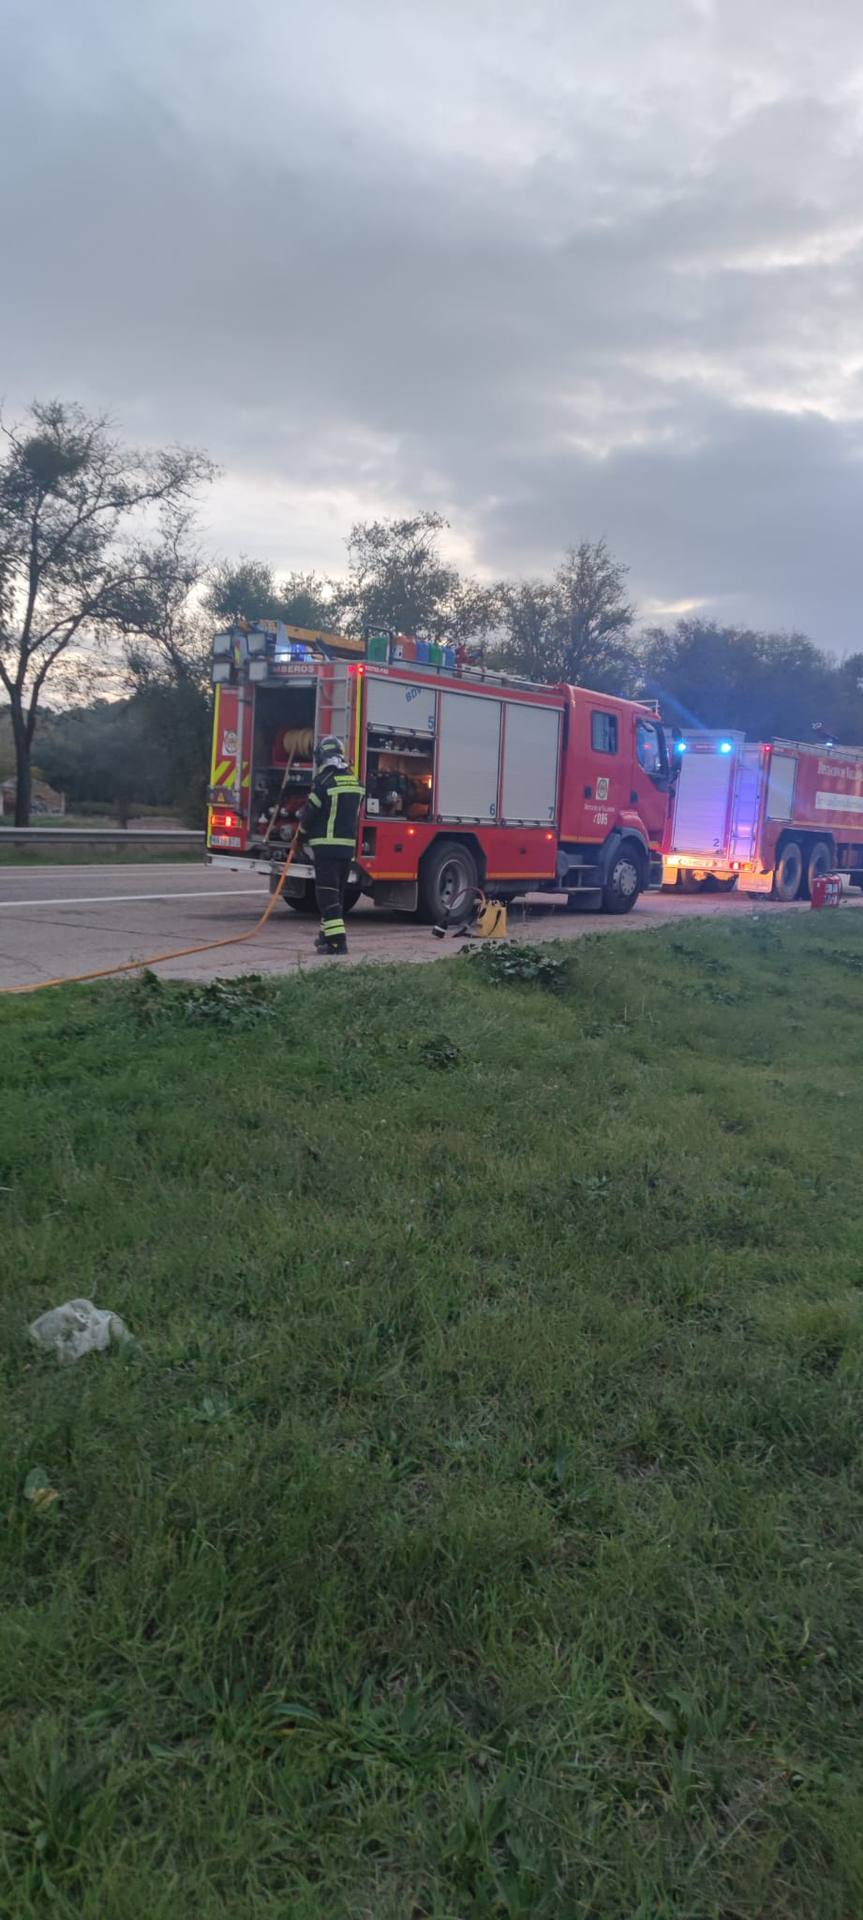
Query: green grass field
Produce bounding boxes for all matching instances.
[2,916,862,1919]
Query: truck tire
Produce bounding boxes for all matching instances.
[281,880,317,914]
[419,840,479,924]
[602,844,642,915]
[282,881,361,915]
[804,840,832,899]
[772,840,803,902]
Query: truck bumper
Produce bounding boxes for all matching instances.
[205,852,361,886]
[662,857,735,886]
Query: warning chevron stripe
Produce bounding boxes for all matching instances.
[212,758,250,788]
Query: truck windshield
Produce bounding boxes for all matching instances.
[636,719,668,781]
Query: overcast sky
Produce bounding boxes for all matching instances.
[3,0,863,648]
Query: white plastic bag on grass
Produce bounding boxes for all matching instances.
[29,1298,130,1365]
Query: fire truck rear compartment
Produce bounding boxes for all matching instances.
[252,687,316,778]
[251,684,366,914]
[249,686,317,845]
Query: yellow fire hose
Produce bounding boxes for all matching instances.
[0,840,301,999]
[260,744,297,848]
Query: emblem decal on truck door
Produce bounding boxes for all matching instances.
[596,777,609,802]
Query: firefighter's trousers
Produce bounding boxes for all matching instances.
[312,850,352,950]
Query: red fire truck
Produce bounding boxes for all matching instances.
[663,730,863,898]
[205,623,672,920]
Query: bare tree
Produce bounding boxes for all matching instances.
[109,501,211,694]
[494,539,637,691]
[106,504,217,827]
[0,399,213,823]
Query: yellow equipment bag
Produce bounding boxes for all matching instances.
[431,889,508,942]
[473,898,508,939]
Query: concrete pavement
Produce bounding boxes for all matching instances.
[1,861,861,992]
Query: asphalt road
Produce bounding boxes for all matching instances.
[1,862,861,993]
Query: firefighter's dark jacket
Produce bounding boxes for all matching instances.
[297,763,364,852]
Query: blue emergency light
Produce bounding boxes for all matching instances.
[274,639,313,661]
[719,740,732,754]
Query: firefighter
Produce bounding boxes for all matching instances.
[295,736,364,955]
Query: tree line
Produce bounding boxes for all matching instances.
[2,399,861,826]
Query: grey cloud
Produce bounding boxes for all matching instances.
[468,405,863,640]
[1,0,862,645]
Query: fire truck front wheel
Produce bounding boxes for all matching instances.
[772,840,804,902]
[419,840,479,924]
[602,843,643,914]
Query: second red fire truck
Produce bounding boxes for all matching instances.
[206,623,672,921]
[663,730,863,899]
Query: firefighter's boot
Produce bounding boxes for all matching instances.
[314,931,348,956]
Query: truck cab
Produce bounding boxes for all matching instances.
[556,688,671,908]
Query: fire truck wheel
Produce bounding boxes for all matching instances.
[602,845,643,914]
[419,840,479,923]
[281,881,361,914]
[281,881,318,914]
[804,840,832,900]
[772,840,804,902]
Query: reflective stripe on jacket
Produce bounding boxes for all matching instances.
[298,767,364,851]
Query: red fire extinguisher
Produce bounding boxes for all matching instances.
[810,873,842,910]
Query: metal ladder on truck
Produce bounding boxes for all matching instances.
[729,747,762,868]
[314,662,354,765]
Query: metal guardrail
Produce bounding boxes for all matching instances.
[0,826,204,846]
